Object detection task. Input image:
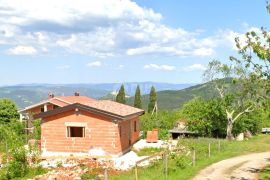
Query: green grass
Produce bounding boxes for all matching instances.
[259,166,270,180]
[133,147,164,156]
[110,135,270,180]
[0,165,48,180]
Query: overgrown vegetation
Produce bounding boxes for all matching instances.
[140,111,181,139]
[0,98,46,179]
[111,135,270,180]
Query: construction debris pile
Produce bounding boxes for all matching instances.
[36,158,120,180]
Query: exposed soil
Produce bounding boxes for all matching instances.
[193,152,270,180]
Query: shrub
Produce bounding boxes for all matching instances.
[175,155,190,169]
[6,160,28,179]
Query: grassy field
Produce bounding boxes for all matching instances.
[110,135,270,180]
[259,165,270,180]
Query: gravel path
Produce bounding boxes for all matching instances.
[193,152,270,180]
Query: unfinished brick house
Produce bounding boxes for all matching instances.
[20,92,144,157]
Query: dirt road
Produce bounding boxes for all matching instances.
[193,152,270,180]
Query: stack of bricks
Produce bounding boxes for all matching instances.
[146,129,158,143]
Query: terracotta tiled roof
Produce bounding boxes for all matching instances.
[21,96,97,112]
[23,95,144,118]
[48,98,69,107]
[81,100,144,117]
[55,96,97,104]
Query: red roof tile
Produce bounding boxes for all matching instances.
[23,95,144,118]
[81,100,144,117]
[55,96,97,104]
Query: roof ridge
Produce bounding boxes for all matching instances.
[54,97,73,104]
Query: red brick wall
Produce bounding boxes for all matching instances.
[27,104,54,114]
[116,116,140,152]
[41,109,140,155]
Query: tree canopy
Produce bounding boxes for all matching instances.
[116,84,126,104]
[0,98,19,124]
[148,86,157,113]
[134,85,142,109]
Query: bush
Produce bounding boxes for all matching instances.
[6,160,28,179]
[175,155,190,169]
[4,146,28,179]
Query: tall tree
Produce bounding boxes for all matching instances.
[0,98,19,124]
[116,84,126,104]
[204,60,256,140]
[134,85,142,108]
[148,86,157,113]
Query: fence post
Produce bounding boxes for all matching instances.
[135,164,138,180]
[5,141,8,163]
[104,168,108,180]
[192,148,196,166]
[208,143,211,158]
[218,140,221,152]
[165,153,168,180]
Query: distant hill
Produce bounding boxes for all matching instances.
[93,82,194,95]
[0,82,193,109]
[0,85,109,109]
[103,80,233,111]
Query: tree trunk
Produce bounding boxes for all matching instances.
[226,118,234,140]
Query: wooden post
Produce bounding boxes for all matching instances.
[192,148,196,166]
[208,143,211,158]
[104,168,108,180]
[165,153,168,180]
[135,164,138,180]
[218,140,221,152]
[5,141,8,163]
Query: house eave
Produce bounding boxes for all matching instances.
[34,103,145,120]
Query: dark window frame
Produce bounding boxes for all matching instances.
[134,121,137,132]
[67,126,85,138]
[119,126,122,137]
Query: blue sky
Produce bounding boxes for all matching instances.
[0,0,268,85]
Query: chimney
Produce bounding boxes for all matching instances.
[48,92,54,99]
[74,92,80,96]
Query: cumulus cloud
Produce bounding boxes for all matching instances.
[87,61,102,67]
[144,64,176,71]
[182,64,207,72]
[0,0,254,58]
[8,45,37,55]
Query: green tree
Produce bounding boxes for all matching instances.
[116,84,126,104]
[181,97,227,137]
[204,60,257,140]
[0,98,19,124]
[148,86,157,113]
[134,85,142,108]
[230,5,270,100]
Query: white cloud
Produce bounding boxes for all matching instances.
[182,64,207,72]
[56,65,70,70]
[0,0,257,58]
[8,45,37,55]
[144,64,176,71]
[87,61,102,67]
[0,0,161,26]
